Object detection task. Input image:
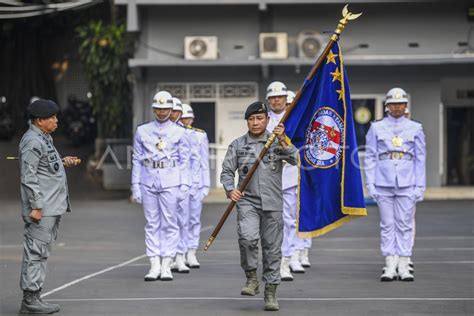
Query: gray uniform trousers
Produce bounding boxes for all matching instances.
[20,216,60,292]
[237,205,283,284]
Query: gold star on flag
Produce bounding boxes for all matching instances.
[326,50,338,65]
[330,68,342,82]
[336,88,344,100]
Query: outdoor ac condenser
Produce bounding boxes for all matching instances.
[259,32,288,59]
[184,36,218,60]
[297,30,326,59]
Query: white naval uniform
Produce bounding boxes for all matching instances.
[132,119,190,258]
[187,128,210,250]
[267,110,300,258]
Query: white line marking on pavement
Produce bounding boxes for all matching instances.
[45,297,474,302]
[41,225,215,298]
[41,254,147,298]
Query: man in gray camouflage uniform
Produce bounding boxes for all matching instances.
[220,101,298,311]
[18,99,78,314]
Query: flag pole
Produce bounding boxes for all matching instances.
[203,4,362,252]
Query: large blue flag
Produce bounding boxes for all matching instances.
[285,42,367,237]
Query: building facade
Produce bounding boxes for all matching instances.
[118,0,474,188]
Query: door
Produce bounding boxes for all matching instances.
[190,102,216,143]
[446,107,474,185]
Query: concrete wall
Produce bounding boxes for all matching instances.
[129,0,474,187]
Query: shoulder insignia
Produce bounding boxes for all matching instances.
[192,127,205,133]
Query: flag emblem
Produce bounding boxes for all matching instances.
[305,107,344,168]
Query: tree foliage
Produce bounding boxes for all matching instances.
[77,20,132,138]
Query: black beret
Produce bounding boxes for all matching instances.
[27,99,59,118]
[244,101,268,120]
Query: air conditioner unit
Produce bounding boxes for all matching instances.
[184,36,218,60]
[259,32,288,59]
[297,30,326,59]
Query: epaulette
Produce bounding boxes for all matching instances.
[135,122,148,131]
[410,119,423,124]
[192,127,205,133]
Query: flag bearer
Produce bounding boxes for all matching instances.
[220,101,298,311]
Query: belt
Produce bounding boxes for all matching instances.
[379,152,413,161]
[143,160,177,169]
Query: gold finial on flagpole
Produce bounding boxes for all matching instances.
[332,4,363,41]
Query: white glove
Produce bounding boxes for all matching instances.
[414,186,425,203]
[177,185,189,202]
[367,183,379,200]
[132,184,142,204]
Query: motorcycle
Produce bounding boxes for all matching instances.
[63,95,97,146]
[0,96,16,141]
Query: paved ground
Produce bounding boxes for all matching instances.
[1,196,473,315]
[0,137,473,315]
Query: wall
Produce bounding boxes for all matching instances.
[130,0,474,187]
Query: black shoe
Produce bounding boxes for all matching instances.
[36,290,60,313]
[19,291,58,314]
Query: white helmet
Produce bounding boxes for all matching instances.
[152,91,173,109]
[181,103,195,119]
[286,90,296,104]
[172,97,183,111]
[266,81,288,99]
[385,87,408,105]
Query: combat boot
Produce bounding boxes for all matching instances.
[280,256,293,281]
[380,255,398,281]
[36,289,60,313]
[300,249,311,268]
[160,256,174,281]
[175,253,190,273]
[186,249,200,268]
[398,256,414,282]
[289,252,305,273]
[19,290,58,314]
[264,284,279,311]
[144,256,161,281]
[241,269,259,296]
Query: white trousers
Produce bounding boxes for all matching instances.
[281,186,297,257]
[375,185,416,257]
[187,185,204,250]
[141,184,179,257]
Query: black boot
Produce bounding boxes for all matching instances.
[36,289,60,313]
[19,290,58,314]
